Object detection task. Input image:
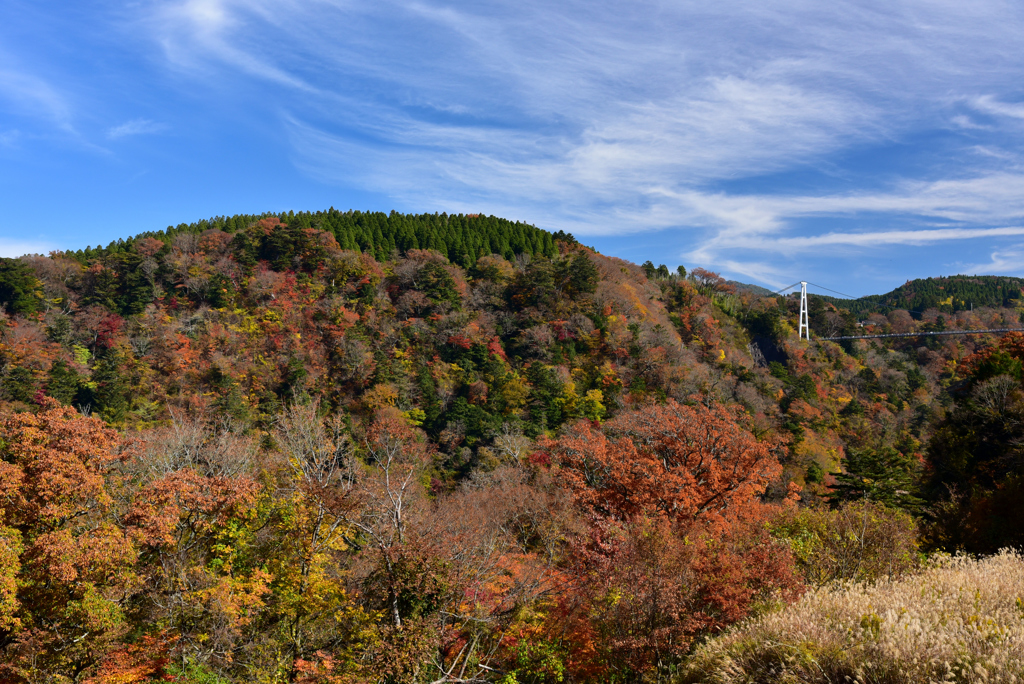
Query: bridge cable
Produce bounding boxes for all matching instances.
[770,282,802,294]
[806,282,858,300]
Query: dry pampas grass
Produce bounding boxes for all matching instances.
[680,550,1024,684]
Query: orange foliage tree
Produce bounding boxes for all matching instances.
[0,399,163,680]
[126,468,266,670]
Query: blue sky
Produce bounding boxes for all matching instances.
[3,0,1024,296]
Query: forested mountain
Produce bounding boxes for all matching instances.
[818,274,1024,317]
[0,211,1022,683]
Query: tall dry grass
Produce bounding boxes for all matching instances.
[679,550,1024,684]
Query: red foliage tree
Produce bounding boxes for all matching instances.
[539,400,799,679]
[689,267,735,298]
[545,399,787,529]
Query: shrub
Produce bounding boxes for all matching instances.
[769,500,920,586]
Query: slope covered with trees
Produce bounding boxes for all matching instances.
[0,210,1021,682]
[818,274,1024,317]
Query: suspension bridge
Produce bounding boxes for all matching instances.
[776,281,1024,342]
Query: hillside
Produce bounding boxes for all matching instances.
[726,279,775,297]
[0,211,1023,682]
[818,274,1024,317]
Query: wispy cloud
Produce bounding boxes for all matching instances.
[107,118,166,139]
[959,244,1024,274]
[755,226,1024,251]
[80,1,1024,287]
[952,115,989,130]
[971,95,1024,121]
[683,173,1024,235]
[0,67,74,132]
[0,49,110,152]
[662,176,1024,276]
[150,0,320,92]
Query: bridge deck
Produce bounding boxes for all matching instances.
[818,328,1024,341]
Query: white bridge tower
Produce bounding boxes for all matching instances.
[799,281,810,340]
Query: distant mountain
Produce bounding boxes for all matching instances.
[818,275,1024,317]
[726,280,775,297]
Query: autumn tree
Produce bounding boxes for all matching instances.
[546,399,787,528]
[688,267,734,298]
[355,409,434,627]
[125,411,268,675]
[418,466,570,683]
[925,362,1024,552]
[540,400,799,678]
[127,470,266,674]
[270,400,369,673]
[0,399,154,680]
[551,515,798,678]
[769,500,920,585]
[277,407,566,683]
[264,404,436,680]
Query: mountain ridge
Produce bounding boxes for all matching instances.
[815,274,1024,317]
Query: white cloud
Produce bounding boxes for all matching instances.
[141,1,1024,171]
[699,173,1024,231]
[711,259,794,289]
[107,118,166,139]
[657,176,1024,273]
